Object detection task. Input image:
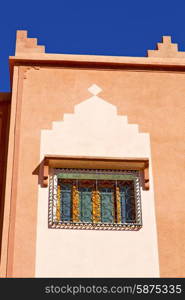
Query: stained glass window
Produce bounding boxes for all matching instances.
[60,182,72,222]
[49,168,142,230]
[79,186,92,223]
[99,187,114,223]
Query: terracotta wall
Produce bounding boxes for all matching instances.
[0,93,10,262]
[1,62,185,277]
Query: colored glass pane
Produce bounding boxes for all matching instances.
[60,183,72,221]
[79,187,92,222]
[100,187,114,223]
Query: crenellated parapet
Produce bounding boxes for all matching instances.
[15,30,45,55]
[147,36,185,58]
[14,31,185,60]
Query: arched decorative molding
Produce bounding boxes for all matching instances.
[40,84,150,158]
[39,84,150,189]
[36,85,159,278]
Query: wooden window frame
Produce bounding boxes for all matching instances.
[40,155,150,231]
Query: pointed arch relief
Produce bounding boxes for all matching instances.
[41,84,150,156]
[35,85,160,278]
[40,84,151,189]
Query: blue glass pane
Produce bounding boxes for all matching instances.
[100,187,114,223]
[60,183,72,222]
[120,183,135,223]
[79,187,92,222]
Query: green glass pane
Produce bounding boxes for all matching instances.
[57,173,135,180]
[100,187,114,223]
[60,183,72,222]
[79,187,92,222]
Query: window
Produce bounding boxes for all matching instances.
[48,168,142,230]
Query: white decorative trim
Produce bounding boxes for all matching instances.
[35,85,160,278]
[88,84,102,96]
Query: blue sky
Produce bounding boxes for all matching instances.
[1,0,185,91]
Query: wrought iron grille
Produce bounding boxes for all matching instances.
[48,168,142,230]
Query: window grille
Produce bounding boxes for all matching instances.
[48,168,142,230]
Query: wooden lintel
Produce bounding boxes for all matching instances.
[41,155,150,189]
[42,163,49,187]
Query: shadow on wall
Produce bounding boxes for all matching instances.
[0,93,11,264]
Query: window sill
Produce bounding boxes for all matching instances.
[49,222,142,231]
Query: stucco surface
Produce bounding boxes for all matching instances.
[1,65,185,277]
[35,88,159,277]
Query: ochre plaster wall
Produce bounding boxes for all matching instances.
[1,65,185,277]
